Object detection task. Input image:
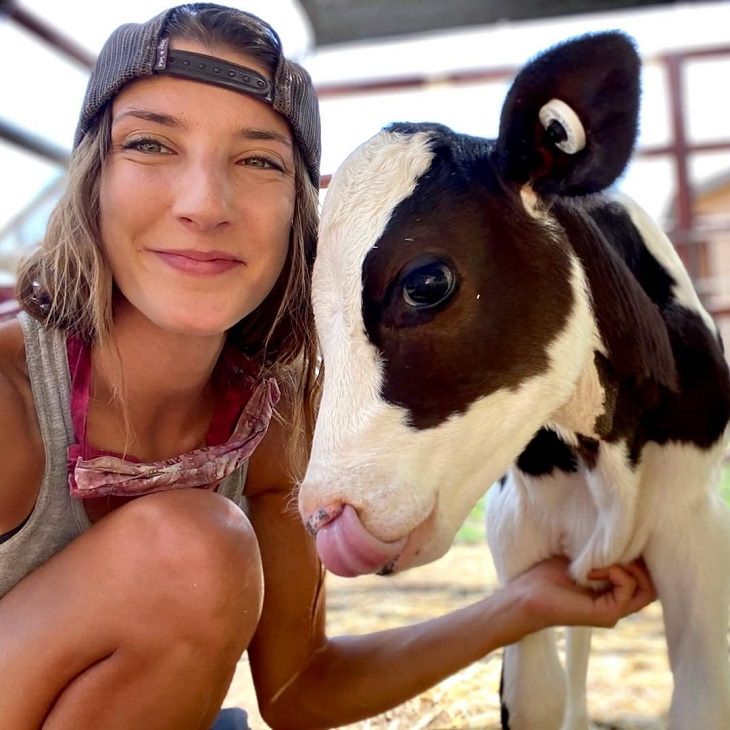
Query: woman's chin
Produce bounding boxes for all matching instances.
[162,317,238,339]
[141,309,242,340]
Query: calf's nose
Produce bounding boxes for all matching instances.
[303,503,343,536]
[303,503,408,577]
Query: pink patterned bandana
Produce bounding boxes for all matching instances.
[66,336,279,499]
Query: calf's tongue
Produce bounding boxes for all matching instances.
[315,504,407,577]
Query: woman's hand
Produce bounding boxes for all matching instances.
[509,556,657,634]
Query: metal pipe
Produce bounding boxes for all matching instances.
[0,0,95,69]
[0,117,70,166]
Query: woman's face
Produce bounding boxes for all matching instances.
[98,41,296,339]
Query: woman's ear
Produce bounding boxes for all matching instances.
[495,32,641,197]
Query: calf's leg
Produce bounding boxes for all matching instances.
[644,491,730,730]
[562,627,592,730]
[486,476,570,730]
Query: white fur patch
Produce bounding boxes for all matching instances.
[312,128,435,453]
[549,323,607,438]
[520,185,543,219]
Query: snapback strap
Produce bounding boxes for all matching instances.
[154,38,273,103]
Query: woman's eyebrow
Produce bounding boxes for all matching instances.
[112,109,184,128]
[111,114,290,149]
[237,127,292,148]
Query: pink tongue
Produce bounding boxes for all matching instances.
[315,505,407,577]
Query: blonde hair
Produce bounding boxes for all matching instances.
[17,109,113,342]
[17,27,321,475]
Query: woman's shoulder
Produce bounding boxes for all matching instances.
[0,316,30,401]
[246,376,301,498]
[0,317,45,533]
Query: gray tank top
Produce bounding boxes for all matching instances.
[0,313,247,599]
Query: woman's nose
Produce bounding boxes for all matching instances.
[172,160,234,231]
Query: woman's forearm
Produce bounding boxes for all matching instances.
[263,585,532,729]
[260,558,655,729]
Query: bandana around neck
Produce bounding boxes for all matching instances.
[66,335,280,499]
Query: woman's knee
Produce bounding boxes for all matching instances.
[94,489,264,649]
[0,490,260,727]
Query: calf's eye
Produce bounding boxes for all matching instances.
[401,261,456,309]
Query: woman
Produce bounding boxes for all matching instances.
[0,4,655,729]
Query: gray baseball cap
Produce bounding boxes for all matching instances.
[75,3,321,186]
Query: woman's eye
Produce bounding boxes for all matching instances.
[242,155,284,172]
[401,261,456,309]
[122,138,172,155]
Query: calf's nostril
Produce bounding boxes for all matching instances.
[305,503,343,536]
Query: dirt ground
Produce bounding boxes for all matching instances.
[224,542,683,729]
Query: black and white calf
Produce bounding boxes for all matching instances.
[298,32,730,730]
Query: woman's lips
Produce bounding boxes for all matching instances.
[152,249,244,276]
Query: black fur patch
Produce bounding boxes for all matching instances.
[517,428,578,476]
[362,126,574,430]
[499,665,511,729]
[557,198,730,454]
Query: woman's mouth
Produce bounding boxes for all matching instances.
[152,249,245,276]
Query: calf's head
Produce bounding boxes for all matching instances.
[299,32,641,576]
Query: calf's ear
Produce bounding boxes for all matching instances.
[495,31,640,197]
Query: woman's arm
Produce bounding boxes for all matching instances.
[244,403,329,722]
[245,411,655,730]
[0,319,44,534]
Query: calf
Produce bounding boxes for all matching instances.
[298,32,730,729]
